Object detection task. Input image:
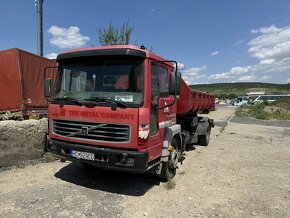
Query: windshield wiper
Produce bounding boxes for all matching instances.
[92,96,128,109]
[53,97,98,107]
[114,97,128,108]
[53,96,127,110]
[53,97,83,106]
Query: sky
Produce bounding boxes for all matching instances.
[1,0,290,84]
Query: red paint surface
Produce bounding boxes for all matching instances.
[177,79,215,115]
[0,48,55,112]
[49,104,139,149]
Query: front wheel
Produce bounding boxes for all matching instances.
[158,138,179,181]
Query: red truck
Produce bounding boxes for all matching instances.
[45,45,214,181]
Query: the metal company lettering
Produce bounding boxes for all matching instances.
[68,110,134,120]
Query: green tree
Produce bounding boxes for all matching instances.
[97,21,134,45]
[228,93,238,99]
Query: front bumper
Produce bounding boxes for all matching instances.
[47,138,149,173]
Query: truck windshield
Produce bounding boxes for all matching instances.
[53,56,144,107]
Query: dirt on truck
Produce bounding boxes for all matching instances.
[45,45,215,181]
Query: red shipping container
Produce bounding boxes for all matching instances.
[0,48,56,114]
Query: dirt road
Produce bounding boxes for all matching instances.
[0,105,289,218]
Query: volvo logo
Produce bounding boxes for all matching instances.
[67,123,107,137]
[81,127,89,135]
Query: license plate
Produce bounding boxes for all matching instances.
[70,150,95,161]
[29,114,40,119]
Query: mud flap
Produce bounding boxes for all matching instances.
[156,125,181,175]
[196,117,212,135]
[161,124,181,162]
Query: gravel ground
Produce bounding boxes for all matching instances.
[0,105,289,218]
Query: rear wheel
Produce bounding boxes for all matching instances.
[158,138,179,181]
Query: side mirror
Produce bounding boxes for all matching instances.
[176,72,181,95]
[169,71,176,95]
[44,78,52,98]
[169,71,181,95]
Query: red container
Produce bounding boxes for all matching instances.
[177,79,215,116]
[0,48,56,113]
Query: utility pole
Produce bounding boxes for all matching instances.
[36,0,43,56]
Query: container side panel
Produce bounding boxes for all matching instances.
[18,51,56,109]
[177,79,193,116]
[0,50,22,112]
[177,79,215,116]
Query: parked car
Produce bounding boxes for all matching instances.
[236,97,248,108]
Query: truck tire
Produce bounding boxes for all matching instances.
[198,128,210,146]
[158,138,178,182]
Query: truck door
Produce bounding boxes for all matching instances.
[148,63,172,161]
[148,63,162,160]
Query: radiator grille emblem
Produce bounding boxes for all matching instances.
[81,127,89,135]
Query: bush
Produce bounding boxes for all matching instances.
[270,99,290,109]
[235,101,290,120]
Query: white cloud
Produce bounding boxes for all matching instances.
[234,39,245,46]
[259,75,272,81]
[195,74,207,79]
[209,72,231,80]
[286,78,290,83]
[210,51,220,56]
[46,52,58,59]
[183,66,207,76]
[229,66,252,74]
[250,25,280,34]
[208,25,290,83]
[209,65,253,80]
[181,66,207,85]
[266,57,290,72]
[149,8,155,12]
[47,26,90,49]
[238,75,256,82]
[259,59,275,65]
[249,41,290,60]
[248,25,290,60]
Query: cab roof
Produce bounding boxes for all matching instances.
[57,45,174,69]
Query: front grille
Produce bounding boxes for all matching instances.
[53,119,130,143]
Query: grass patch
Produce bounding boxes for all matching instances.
[164,179,176,190]
[236,99,290,120]
[220,125,226,132]
[178,170,186,175]
[40,153,58,163]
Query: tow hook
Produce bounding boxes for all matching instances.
[120,153,128,164]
